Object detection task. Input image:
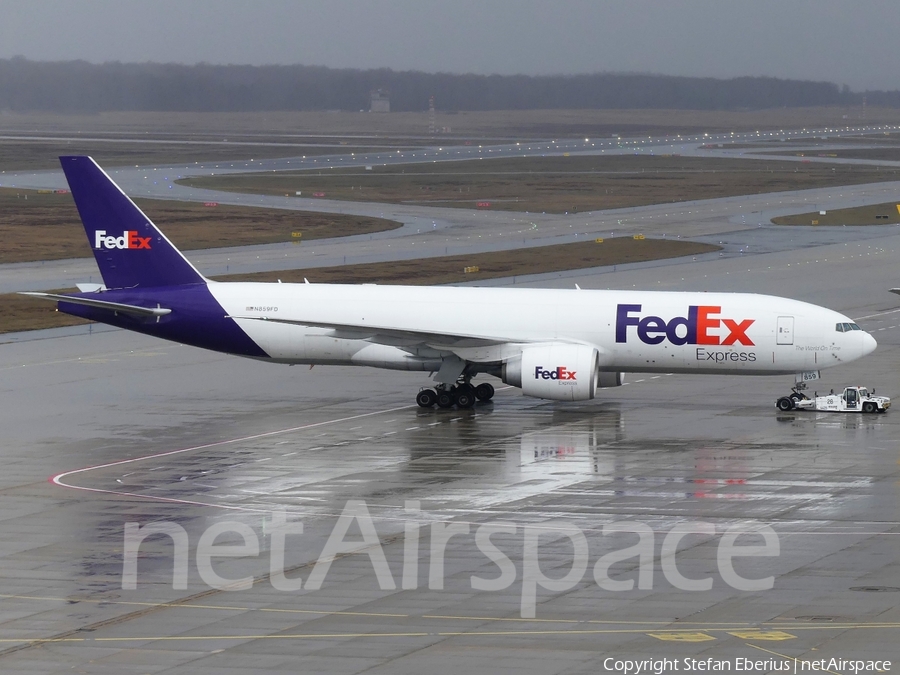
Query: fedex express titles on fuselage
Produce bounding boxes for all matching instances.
[601,297,851,374]
[617,302,758,366]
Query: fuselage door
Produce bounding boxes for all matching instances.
[776,316,794,345]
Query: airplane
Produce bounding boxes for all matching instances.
[22,156,877,409]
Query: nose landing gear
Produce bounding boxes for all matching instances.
[416,379,495,409]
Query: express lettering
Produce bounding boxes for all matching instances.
[534,366,576,381]
[696,348,757,363]
[615,304,754,346]
[94,230,152,250]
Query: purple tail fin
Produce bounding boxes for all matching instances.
[60,156,205,289]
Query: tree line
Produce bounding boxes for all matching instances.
[0,57,894,113]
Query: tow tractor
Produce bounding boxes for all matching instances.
[776,383,890,413]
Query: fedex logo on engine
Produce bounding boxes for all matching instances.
[615,304,755,346]
[534,366,576,381]
[94,230,152,250]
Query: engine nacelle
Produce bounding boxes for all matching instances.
[502,343,599,401]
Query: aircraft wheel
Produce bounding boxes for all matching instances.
[475,383,495,401]
[455,390,476,409]
[416,389,437,408]
[436,391,455,409]
[776,397,794,412]
[862,401,877,414]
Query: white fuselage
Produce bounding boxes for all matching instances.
[207,283,876,375]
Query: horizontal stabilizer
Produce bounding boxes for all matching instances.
[76,283,108,293]
[890,288,900,295]
[20,292,172,318]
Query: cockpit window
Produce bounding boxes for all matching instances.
[836,322,861,332]
[849,323,861,331]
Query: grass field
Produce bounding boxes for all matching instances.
[1,237,718,334]
[713,133,900,151]
[772,202,900,226]
[767,147,900,162]
[0,188,401,264]
[2,292,93,332]
[178,154,900,214]
[217,236,718,285]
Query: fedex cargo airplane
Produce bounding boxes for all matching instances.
[24,157,877,409]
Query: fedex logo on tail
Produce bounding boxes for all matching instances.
[94,230,152,250]
[616,304,755,346]
[534,366,576,380]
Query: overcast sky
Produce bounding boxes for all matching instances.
[2,0,898,91]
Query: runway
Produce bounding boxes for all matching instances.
[2,219,900,671]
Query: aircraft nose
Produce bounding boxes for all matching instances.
[862,331,877,356]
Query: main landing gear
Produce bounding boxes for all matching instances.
[416,379,495,409]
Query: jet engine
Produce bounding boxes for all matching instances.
[502,343,599,401]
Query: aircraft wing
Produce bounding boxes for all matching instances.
[230,314,529,360]
[231,314,507,346]
[20,292,172,318]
